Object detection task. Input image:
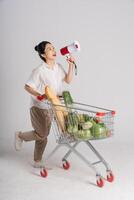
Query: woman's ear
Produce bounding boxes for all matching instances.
[41,53,46,58]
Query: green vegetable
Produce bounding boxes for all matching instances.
[82,121,93,130]
[77,114,92,123]
[68,112,78,126]
[62,90,110,139]
[72,125,78,133]
[74,129,93,140]
[83,114,92,122]
[63,91,74,107]
[77,114,85,123]
[92,123,107,138]
[67,125,78,134]
[67,125,73,134]
[66,112,79,134]
[83,129,93,140]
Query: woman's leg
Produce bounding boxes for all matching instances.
[19,130,39,141]
[15,130,40,151]
[34,138,48,162]
[30,106,51,162]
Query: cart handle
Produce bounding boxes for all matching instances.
[46,101,116,116]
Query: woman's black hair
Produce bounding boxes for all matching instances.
[35,41,51,62]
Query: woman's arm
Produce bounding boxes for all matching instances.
[24,84,47,100]
[64,55,75,84]
[24,84,41,97]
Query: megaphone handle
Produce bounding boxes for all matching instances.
[73,62,77,75]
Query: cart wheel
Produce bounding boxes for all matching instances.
[107,172,114,182]
[40,168,48,178]
[96,177,104,187]
[63,160,70,170]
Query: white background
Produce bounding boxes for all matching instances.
[0,0,134,200]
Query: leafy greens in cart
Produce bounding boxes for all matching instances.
[63,91,110,140]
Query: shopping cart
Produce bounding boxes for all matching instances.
[40,99,116,187]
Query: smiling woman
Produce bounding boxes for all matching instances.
[14,40,76,168]
[35,42,56,63]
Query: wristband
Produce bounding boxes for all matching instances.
[37,95,45,101]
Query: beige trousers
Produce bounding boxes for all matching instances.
[19,106,51,161]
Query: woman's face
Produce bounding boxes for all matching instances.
[44,43,56,61]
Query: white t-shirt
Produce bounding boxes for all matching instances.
[26,62,66,109]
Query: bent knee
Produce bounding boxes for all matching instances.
[34,132,47,141]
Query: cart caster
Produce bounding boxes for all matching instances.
[96,176,104,187]
[62,160,70,170]
[107,171,114,182]
[40,168,48,178]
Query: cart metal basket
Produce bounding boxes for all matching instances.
[40,99,116,187]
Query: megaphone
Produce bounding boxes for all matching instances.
[60,41,80,56]
[60,41,80,75]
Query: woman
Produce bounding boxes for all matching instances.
[15,41,75,168]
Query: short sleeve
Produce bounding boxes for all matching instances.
[25,68,40,90]
[57,63,66,80]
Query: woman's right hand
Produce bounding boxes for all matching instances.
[66,54,75,65]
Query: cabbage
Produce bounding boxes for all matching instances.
[74,129,93,140]
[67,125,78,134]
[82,121,93,130]
[92,123,107,138]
